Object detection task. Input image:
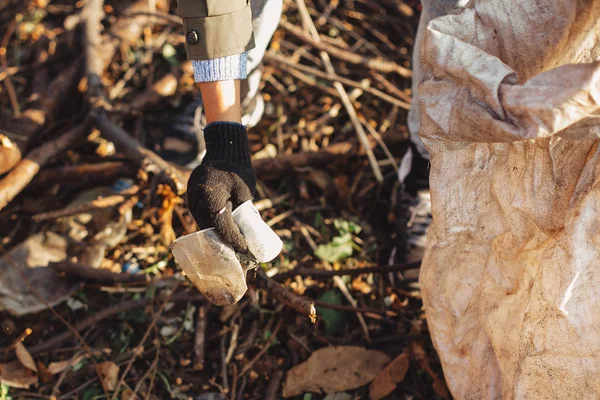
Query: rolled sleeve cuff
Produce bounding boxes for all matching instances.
[182,3,255,60]
[192,53,248,82]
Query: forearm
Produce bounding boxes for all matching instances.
[199,80,242,124]
[176,0,254,124]
[192,54,247,124]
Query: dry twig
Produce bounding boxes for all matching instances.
[280,19,412,78]
[293,0,384,183]
[0,119,92,211]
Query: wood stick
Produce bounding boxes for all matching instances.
[93,111,186,194]
[81,0,105,98]
[273,261,422,281]
[239,319,283,377]
[264,368,285,400]
[280,19,412,78]
[254,142,353,179]
[265,51,410,110]
[30,161,135,188]
[32,193,130,221]
[0,60,82,175]
[1,20,20,117]
[294,0,383,183]
[194,305,207,370]
[371,72,413,104]
[49,261,147,284]
[248,269,316,323]
[312,300,397,316]
[0,120,92,211]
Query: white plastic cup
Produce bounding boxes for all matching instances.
[232,200,283,263]
[170,228,248,306]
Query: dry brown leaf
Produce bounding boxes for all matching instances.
[122,388,140,400]
[282,346,391,397]
[37,361,53,384]
[48,353,89,375]
[411,342,450,400]
[15,342,37,372]
[98,361,120,391]
[419,358,450,400]
[0,360,38,389]
[369,352,410,400]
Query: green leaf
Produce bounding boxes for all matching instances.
[316,290,346,336]
[162,44,179,66]
[333,219,362,235]
[0,384,11,400]
[315,233,353,262]
[82,386,102,400]
[302,394,313,400]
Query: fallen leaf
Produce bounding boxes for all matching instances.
[122,388,140,400]
[315,233,354,263]
[369,352,410,400]
[0,360,38,388]
[37,361,53,384]
[15,342,37,372]
[412,342,450,399]
[282,346,391,397]
[98,361,120,391]
[48,353,90,374]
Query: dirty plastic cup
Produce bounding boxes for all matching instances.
[232,200,283,263]
[170,228,247,306]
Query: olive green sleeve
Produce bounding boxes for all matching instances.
[176,0,256,60]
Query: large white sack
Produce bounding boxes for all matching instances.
[417,0,600,399]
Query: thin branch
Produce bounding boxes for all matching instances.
[0,119,92,211]
[274,261,421,281]
[293,1,384,183]
[110,283,180,399]
[248,268,316,323]
[27,292,203,357]
[239,319,283,377]
[50,261,148,284]
[280,19,412,78]
[93,110,185,194]
[265,51,410,109]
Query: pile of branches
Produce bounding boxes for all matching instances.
[0,0,447,398]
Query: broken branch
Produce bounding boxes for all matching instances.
[248,268,316,323]
[280,19,412,78]
[0,120,92,211]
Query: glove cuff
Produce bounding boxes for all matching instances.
[203,122,252,167]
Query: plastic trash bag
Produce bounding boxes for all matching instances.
[416,0,600,399]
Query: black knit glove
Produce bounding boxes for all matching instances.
[187,122,256,253]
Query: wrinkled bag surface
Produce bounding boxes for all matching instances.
[417,1,600,399]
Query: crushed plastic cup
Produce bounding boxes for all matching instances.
[171,201,283,306]
[232,200,283,263]
[170,228,248,306]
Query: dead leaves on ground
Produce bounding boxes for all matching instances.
[282,344,450,399]
[15,342,37,373]
[369,352,410,400]
[97,361,120,391]
[282,346,390,397]
[1,341,38,389]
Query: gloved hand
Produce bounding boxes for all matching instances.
[187,122,256,253]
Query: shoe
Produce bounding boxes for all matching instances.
[160,96,205,168]
[396,142,432,263]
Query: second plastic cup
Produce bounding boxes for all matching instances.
[232,200,283,263]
